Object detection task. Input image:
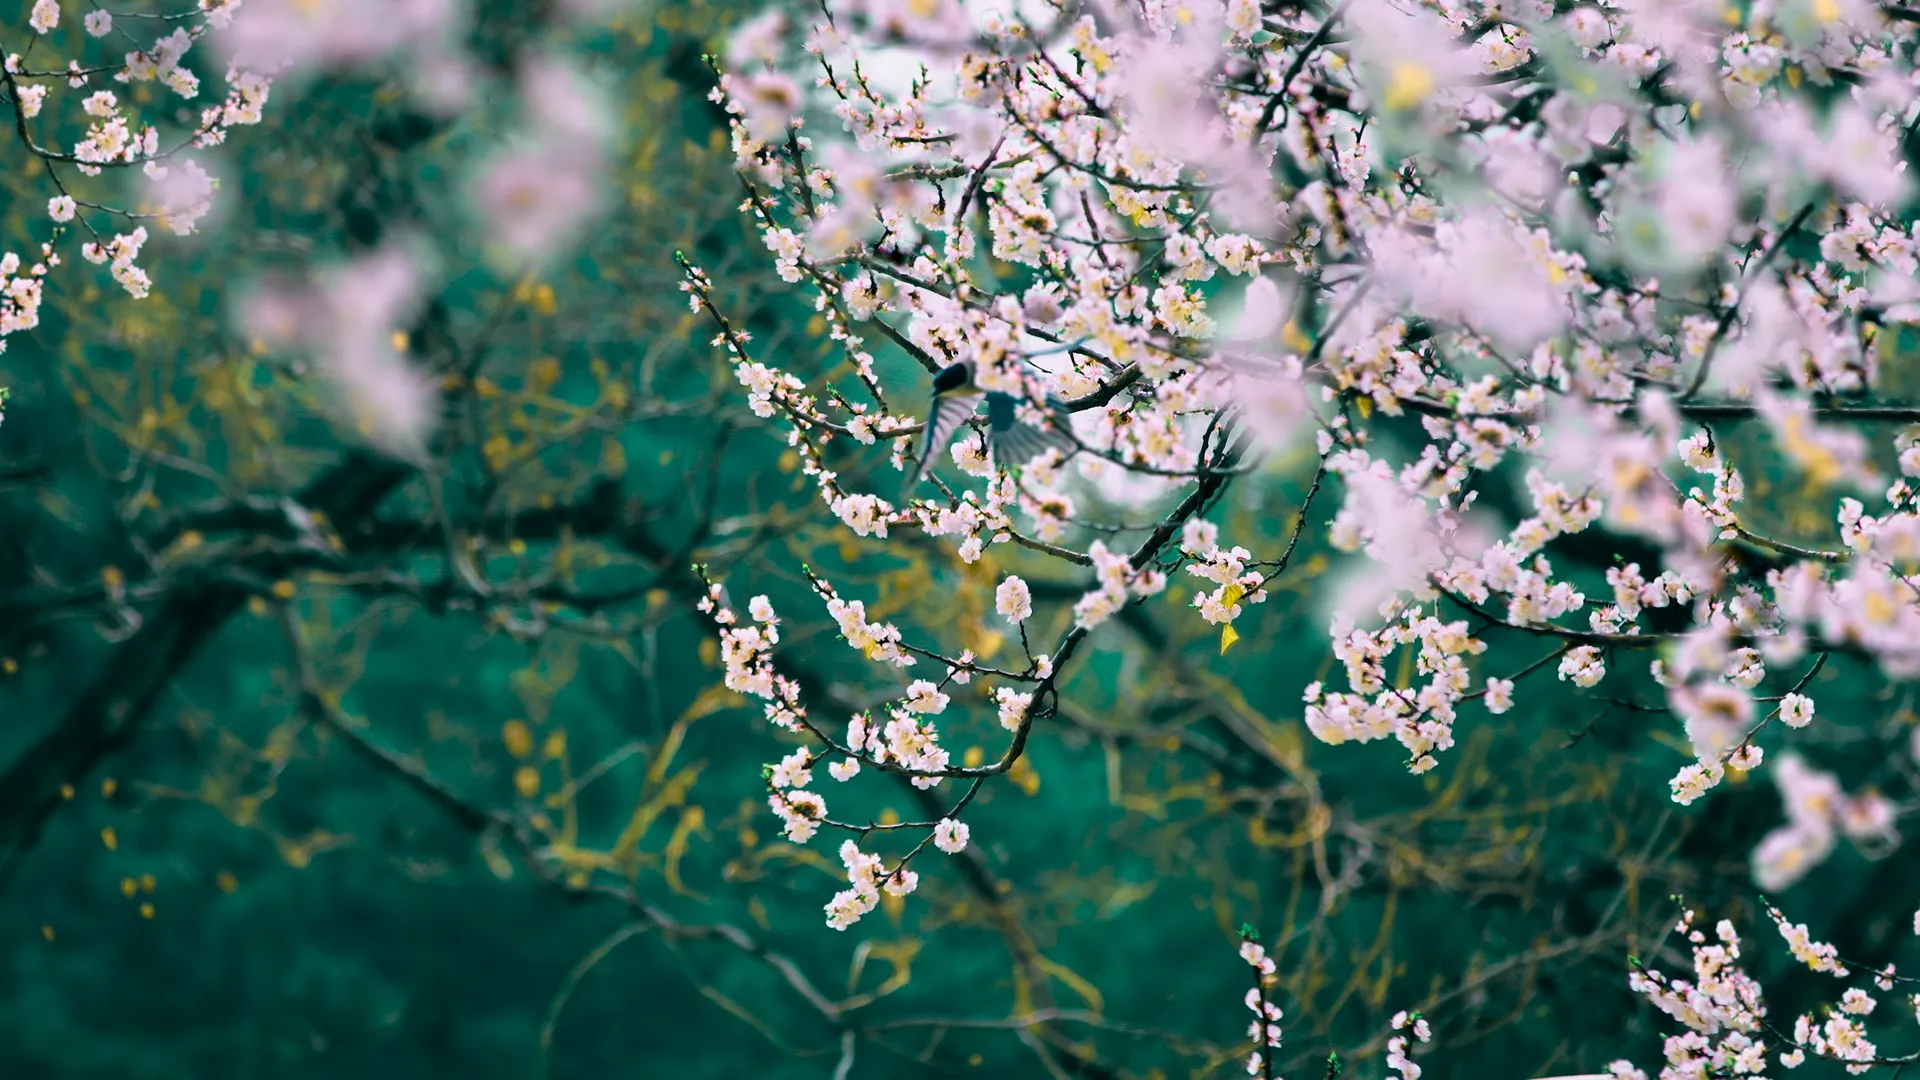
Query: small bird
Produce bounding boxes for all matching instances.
[907,360,1076,492]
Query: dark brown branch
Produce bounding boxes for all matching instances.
[0,451,413,890]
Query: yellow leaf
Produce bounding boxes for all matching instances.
[612,764,706,871]
[514,765,542,798]
[502,719,534,758]
[663,806,706,897]
[101,827,118,852]
[480,829,515,881]
[655,694,721,782]
[1221,624,1242,654]
[1009,755,1041,796]
[975,628,1007,661]
[1035,955,1105,1012]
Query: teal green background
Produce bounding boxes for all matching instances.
[0,2,1917,1078]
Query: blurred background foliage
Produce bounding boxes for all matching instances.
[0,1,1917,1078]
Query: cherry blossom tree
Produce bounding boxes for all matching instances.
[692,0,1920,1074]
[7,0,1920,1076]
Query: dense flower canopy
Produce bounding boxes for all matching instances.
[692,0,1920,1073]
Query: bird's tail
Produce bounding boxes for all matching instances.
[992,396,1079,472]
[905,392,985,501]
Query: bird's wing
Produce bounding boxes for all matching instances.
[908,393,984,490]
[987,392,1077,470]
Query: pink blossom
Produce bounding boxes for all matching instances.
[1342,0,1479,116]
[219,0,461,74]
[144,158,219,236]
[237,245,437,460]
[472,147,601,264]
[1822,102,1908,206]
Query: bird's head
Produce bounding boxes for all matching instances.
[932,361,976,396]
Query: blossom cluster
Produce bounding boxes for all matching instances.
[696,574,1009,929]
[3,0,272,352]
[1751,750,1899,891]
[1615,902,1920,1078]
[1232,928,1433,1079]
[1236,932,1284,1077]
[696,0,1920,922]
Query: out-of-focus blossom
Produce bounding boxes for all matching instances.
[472,147,600,264]
[1751,752,1898,890]
[470,56,613,267]
[143,158,219,236]
[726,11,789,69]
[1674,683,1753,763]
[732,71,803,143]
[238,245,438,461]
[1821,102,1908,206]
[219,0,464,77]
[1757,393,1876,491]
[1343,0,1480,117]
